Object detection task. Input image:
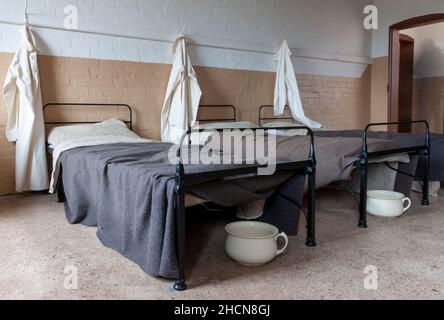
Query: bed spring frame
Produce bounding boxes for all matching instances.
[355,120,431,228]
[172,126,317,291]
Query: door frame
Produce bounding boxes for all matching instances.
[388,14,444,132]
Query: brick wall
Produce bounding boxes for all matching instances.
[39,56,169,139]
[298,71,371,129]
[0,54,371,195]
[0,52,15,195]
[370,57,389,125]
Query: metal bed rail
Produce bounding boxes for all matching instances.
[197,105,237,123]
[43,103,234,131]
[356,120,431,228]
[172,126,317,291]
[43,103,133,130]
[258,105,294,124]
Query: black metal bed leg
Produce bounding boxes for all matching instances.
[305,167,316,247]
[173,163,187,292]
[421,150,430,206]
[358,161,368,228]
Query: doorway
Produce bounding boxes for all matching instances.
[388,14,444,132]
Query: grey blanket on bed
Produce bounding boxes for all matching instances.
[315,130,444,181]
[59,142,292,279]
[59,136,408,279]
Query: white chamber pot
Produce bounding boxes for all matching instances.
[225,221,288,267]
[367,190,412,218]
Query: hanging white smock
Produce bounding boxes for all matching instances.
[3,26,49,192]
[274,40,322,129]
[161,35,202,144]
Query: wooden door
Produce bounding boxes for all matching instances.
[397,34,414,132]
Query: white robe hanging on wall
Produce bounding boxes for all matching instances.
[274,40,322,129]
[3,26,49,192]
[161,35,202,144]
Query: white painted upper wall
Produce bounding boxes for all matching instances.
[0,0,372,77]
[402,23,444,78]
[372,0,444,58]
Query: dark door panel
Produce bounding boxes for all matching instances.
[397,34,414,133]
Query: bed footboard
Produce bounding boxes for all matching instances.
[356,120,431,228]
[172,126,317,291]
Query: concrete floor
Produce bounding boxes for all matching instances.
[0,189,443,300]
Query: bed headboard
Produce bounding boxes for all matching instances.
[259,105,293,124]
[197,105,237,123]
[43,103,133,130]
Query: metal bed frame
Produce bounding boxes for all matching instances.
[258,105,431,229]
[44,103,234,128]
[173,125,317,291]
[356,121,431,228]
[259,105,294,124]
[44,102,317,292]
[197,105,237,123]
[43,102,133,130]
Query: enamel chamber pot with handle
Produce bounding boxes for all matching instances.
[367,190,412,218]
[225,221,288,266]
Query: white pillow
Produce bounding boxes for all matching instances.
[47,118,140,146]
[262,121,307,136]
